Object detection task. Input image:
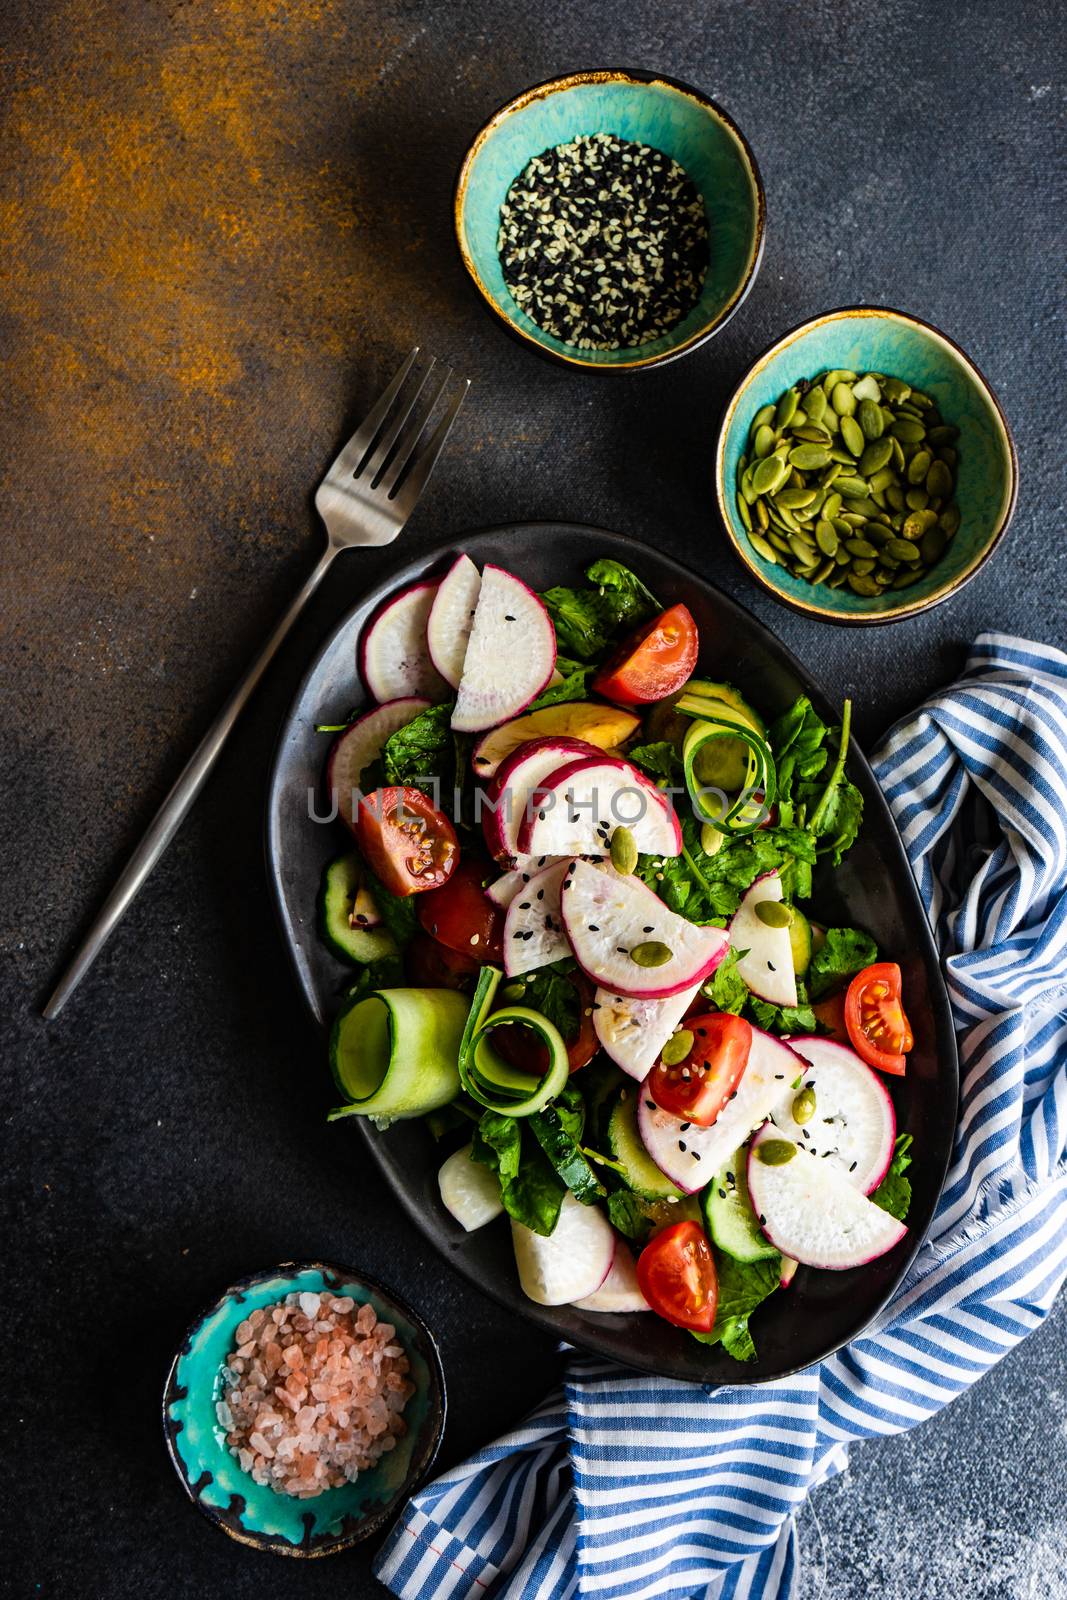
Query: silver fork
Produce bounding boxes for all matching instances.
[43,349,468,1018]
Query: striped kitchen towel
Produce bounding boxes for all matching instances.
[375,632,1067,1600]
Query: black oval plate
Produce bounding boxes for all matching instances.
[265,524,958,1384]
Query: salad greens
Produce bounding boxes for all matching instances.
[321,555,917,1367]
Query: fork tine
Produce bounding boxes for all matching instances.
[362,357,439,486]
[389,375,470,511]
[378,364,452,493]
[324,346,420,483]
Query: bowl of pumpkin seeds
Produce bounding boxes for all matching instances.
[716,307,1017,622]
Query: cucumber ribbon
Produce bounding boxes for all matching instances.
[676,688,777,837]
[459,968,570,1117]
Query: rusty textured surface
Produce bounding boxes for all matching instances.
[2,0,1065,1595]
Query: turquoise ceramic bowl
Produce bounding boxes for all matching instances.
[163,1262,445,1557]
[454,69,765,370]
[716,307,1018,623]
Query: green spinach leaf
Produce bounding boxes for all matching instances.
[871,1134,913,1222]
[470,1112,565,1236]
[808,926,879,1000]
[541,559,660,661]
[691,1251,782,1362]
[380,701,456,793]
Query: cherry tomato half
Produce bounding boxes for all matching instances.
[844,962,914,1076]
[351,786,458,898]
[637,1221,718,1332]
[592,604,699,706]
[647,1013,752,1126]
[405,932,481,991]
[417,857,504,961]
[492,971,598,1076]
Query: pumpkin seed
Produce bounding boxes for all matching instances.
[812,556,836,583]
[920,525,947,564]
[845,538,878,558]
[851,557,877,575]
[891,567,926,589]
[907,449,932,485]
[890,416,926,444]
[940,503,961,535]
[756,1138,797,1166]
[927,424,959,444]
[858,398,885,440]
[815,520,839,557]
[610,825,639,875]
[660,1029,694,1066]
[823,490,842,520]
[905,487,929,511]
[737,494,753,531]
[753,424,777,458]
[775,387,800,429]
[751,403,776,432]
[886,538,921,563]
[903,509,938,540]
[882,376,912,403]
[791,423,831,444]
[767,530,793,555]
[859,438,893,475]
[748,532,778,564]
[869,466,896,494]
[841,414,867,458]
[788,444,831,471]
[792,1086,817,1124]
[789,533,816,565]
[755,498,770,529]
[629,940,673,968]
[886,483,906,511]
[755,899,793,928]
[831,382,857,417]
[833,474,869,498]
[777,486,818,509]
[752,454,790,495]
[852,374,882,403]
[926,459,953,498]
[848,572,883,596]
[804,387,828,426]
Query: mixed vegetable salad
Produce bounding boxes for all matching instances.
[316,554,916,1361]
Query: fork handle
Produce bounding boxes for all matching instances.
[42,544,339,1019]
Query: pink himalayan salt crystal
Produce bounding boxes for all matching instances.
[222,1290,414,1498]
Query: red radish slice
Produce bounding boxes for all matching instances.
[771,1036,896,1194]
[483,736,603,865]
[426,554,482,689]
[517,756,683,860]
[503,859,572,977]
[560,859,727,1000]
[747,1124,907,1270]
[593,982,704,1081]
[486,869,528,910]
[636,1029,805,1192]
[327,697,431,831]
[511,1191,615,1305]
[471,704,642,778]
[360,582,449,703]
[729,872,798,1008]
[437,1144,504,1231]
[573,1241,650,1313]
[452,565,557,733]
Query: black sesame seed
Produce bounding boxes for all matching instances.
[588,924,599,932]
[680,1122,691,1132]
[850,1160,858,1172]
[691,1151,701,1161]
[678,1140,687,1152]
[718,1188,726,1199]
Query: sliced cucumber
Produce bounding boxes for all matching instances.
[789,907,813,978]
[328,987,466,1119]
[682,716,777,837]
[457,968,570,1116]
[701,1144,779,1263]
[675,679,767,735]
[320,853,396,965]
[607,1090,683,1201]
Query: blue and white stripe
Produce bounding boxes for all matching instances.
[376,633,1067,1600]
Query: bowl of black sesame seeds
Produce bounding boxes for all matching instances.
[454,69,765,370]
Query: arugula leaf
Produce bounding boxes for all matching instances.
[529,1083,605,1204]
[541,559,660,661]
[342,953,406,997]
[768,697,830,825]
[747,997,819,1036]
[871,1134,913,1221]
[516,960,581,1039]
[470,1112,565,1236]
[606,1188,658,1245]
[380,701,456,793]
[703,947,748,1015]
[808,926,879,1000]
[529,658,596,709]
[363,871,419,947]
[627,741,682,783]
[637,817,816,923]
[691,1252,781,1362]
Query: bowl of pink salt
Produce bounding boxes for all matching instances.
[163,1261,446,1556]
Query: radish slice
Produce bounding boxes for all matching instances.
[511,1192,615,1305]
[503,859,572,977]
[593,982,704,1081]
[483,736,603,866]
[360,582,449,703]
[518,756,682,860]
[636,1029,806,1192]
[471,704,641,778]
[560,859,728,1000]
[729,872,798,1008]
[747,1124,907,1270]
[771,1036,896,1194]
[486,869,529,909]
[438,1144,504,1231]
[452,565,557,733]
[327,697,431,831]
[573,1241,650,1313]
[426,554,482,689]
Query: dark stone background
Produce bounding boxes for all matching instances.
[3,0,1065,1595]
